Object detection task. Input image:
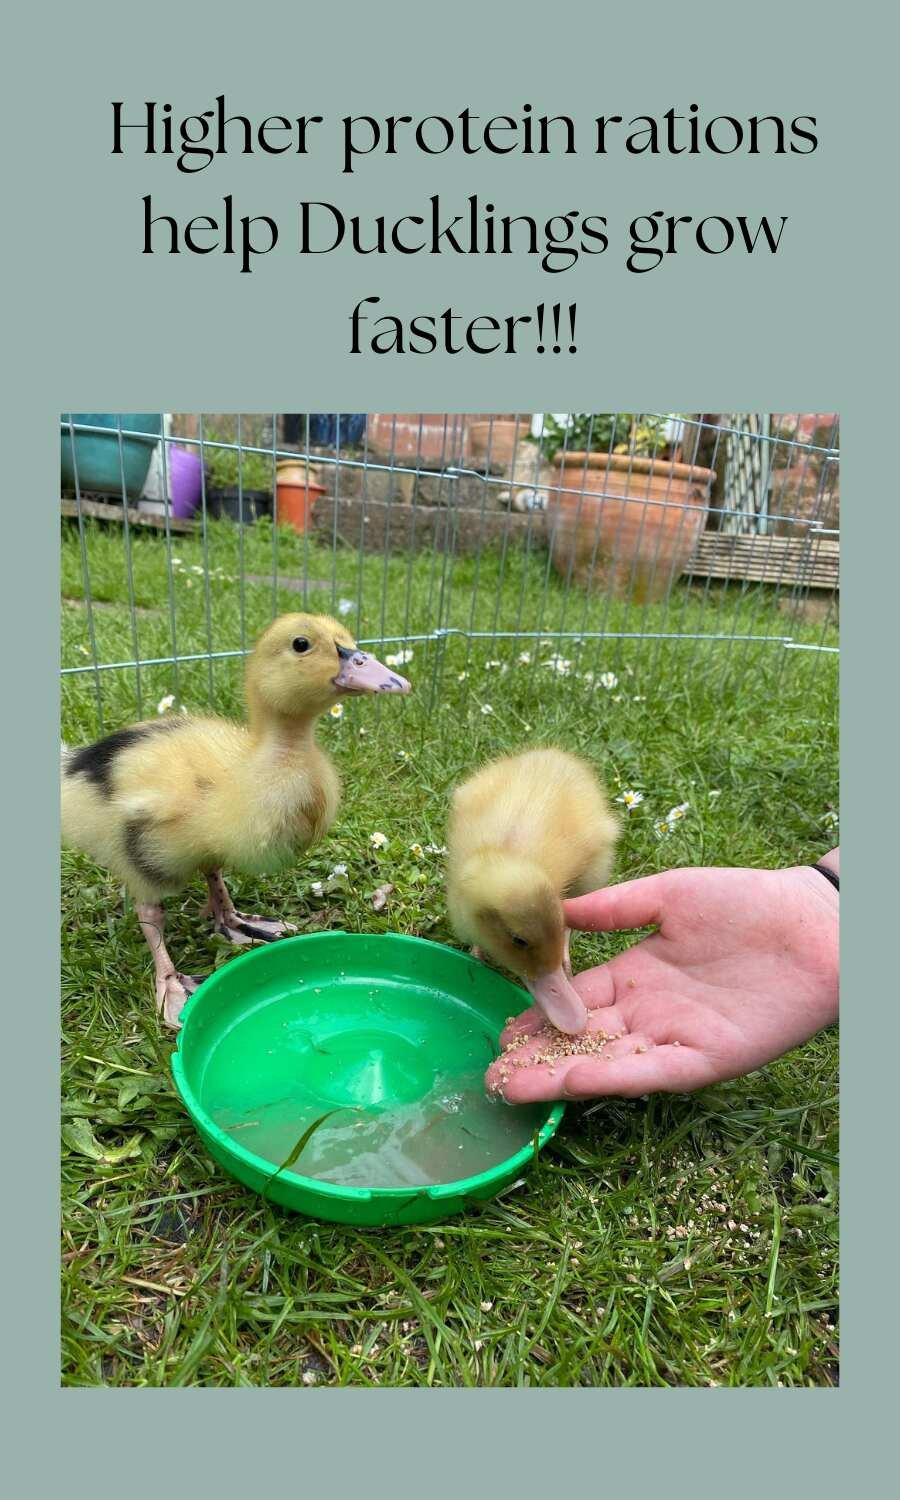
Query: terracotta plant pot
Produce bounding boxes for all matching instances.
[465,416,531,470]
[366,414,467,464]
[275,460,327,533]
[546,452,715,602]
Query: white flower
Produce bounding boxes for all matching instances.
[485,659,503,670]
[190,564,204,575]
[822,809,839,829]
[654,819,672,839]
[385,648,414,667]
[480,703,494,715]
[410,843,424,858]
[331,863,348,878]
[616,790,644,810]
[156,694,175,714]
[180,705,189,715]
[633,696,646,703]
[369,832,388,850]
[424,843,448,856]
[171,557,182,567]
[582,671,594,683]
[545,655,571,676]
[457,671,468,682]
[598,671,618,690]
[310,880,325,897]
[329,703,344,719]
[517,651,532,665]
[397,750,410,761]
[338,598,355,616]
[611,694,622,703]
[666,802,690,823]
[358,726,367,736]
[708,789,721,799]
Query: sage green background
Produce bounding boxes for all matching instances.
[3,0,894,1489]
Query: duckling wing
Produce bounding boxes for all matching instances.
[62,715,245,898]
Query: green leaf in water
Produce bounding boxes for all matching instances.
[261,1108,356,1198]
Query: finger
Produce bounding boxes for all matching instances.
[488,1036,651,1104]
[498,966,618,1048]
[564,874,666,934]
[499,1008,547,1048]
[562,1044,714,1099]
[571,965,617,1009]
[487,1018,637,1100]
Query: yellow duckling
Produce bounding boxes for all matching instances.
[446,748,619,1034]
[61,613,410,1027]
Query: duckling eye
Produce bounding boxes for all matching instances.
[511,935,530,949]
[292,637,311,654]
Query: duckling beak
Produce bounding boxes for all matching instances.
[525,967,588,1035]
[333,646,411,695]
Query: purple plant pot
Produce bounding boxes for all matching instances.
[168,445,203,519]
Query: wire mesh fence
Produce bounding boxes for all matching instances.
[60,412,839,737]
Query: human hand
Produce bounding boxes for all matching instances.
[485,863,839,1103]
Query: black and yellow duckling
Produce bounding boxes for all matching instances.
[61,613,410,1027]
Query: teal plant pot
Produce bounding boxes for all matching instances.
[61,414,162,499]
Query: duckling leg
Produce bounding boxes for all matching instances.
[136,903,202,1030]
[202,869,298,946]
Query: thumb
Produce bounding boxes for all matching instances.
[564,873,667,933]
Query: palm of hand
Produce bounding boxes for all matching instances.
[486,867,839,1103]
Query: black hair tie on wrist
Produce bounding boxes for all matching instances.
[812,863,839,893]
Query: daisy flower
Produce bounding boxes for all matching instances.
[409,843,424,858]
[424,843,448,856]
[457,672,468,682]
[157,694,175,714]
[310,880,325,897]
[654,818,672,838]
[517,651,532,665]
[598,671,618,690]
[331,863,348,878]
[545,655,572,676]
[582,671,594,684]
[385,648,414,667]
[666,802,690,824]
[337,598,355,616]
[329,703,344,719]
[485,659,503,670]
[369,832,389,850]
[480,703,494,715]
[822,809,838,829]
[616,790,644,811]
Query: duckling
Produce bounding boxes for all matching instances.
[61,613,410,1028]
[446,748,619,1034]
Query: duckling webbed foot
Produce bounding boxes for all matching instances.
[137,902,204,1031]
[203,870,297,946]
[156,971,201,1029]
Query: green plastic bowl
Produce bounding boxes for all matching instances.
[171,931,564,1226]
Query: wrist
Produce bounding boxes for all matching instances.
[782,864,840,1028]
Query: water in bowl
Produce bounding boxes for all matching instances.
[212,1068,546,1187]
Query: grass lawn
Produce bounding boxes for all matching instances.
[61,516,839,1387]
